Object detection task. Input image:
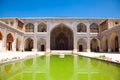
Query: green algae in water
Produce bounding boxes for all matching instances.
[35,56,47,72]
[50,55,74,80]
[24,58,33,67]
[0,55,120,80]
[0,66,1,80]
[4,64,13,73]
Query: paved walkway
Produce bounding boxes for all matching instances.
[77,52,120,63]
[0,51,120,63]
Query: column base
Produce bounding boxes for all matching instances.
[73,49,77,53]
[108,49,111,52]
[32,49,37,52]
[1,47,6,52]
[13,47,16,52]
[100,49,103,52]
[46,48,50,53]
[87,49,91,52]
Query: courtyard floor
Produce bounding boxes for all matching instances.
[0,51,120,64]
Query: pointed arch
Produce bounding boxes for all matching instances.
[50,23,73,50]
[77,23,87,32]
[0,31,3,51]
[6,33,14,51]
[109,32,119,52]
[38,22,47,32]
[25,23,34,32]
[24,38,34,51]
[90,23,99,33]
[101,36,108,52]
[0,31,3,40]
[90,38,99,52]
[77,38,87,52]
[37,38,46,51]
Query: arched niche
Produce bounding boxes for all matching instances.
[77,23,87,32]
[38,23,47,32]
[90,23,99,33]
[109,32,119,52]
[50,23,73,50]
[101,36,108,52]
[6,33,14,51]
[24,38,34,51]
[90,38,99,52]
[37,38,46,51]
[25,23,34,32]
[77,38,87,52]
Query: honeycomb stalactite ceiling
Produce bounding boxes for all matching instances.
[51,24,73,50]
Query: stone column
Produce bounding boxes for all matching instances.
[21,36,24,51]
[0,29,4,52]
[99,38,103,52]
[73,37,77,53]
[3,29,7,51]
[33,23,38,52]
[46,23,50,53]
[87,37,91,52]
[73,23,77,53]
[86,23,91,52]
[0,40,2,52]
[33,36,37,52]
[108,38,111,52]
[108,49,111,52]
[118,34,120,52]
[34,22,38,33]
[87,23,90,33]
[12,33,17,51]
[100,47,103,52]
[119,48,120,52]
[97,37,101,52]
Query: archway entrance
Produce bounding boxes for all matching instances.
[79,45,83,51]
[37,38,46,51]
[90,38,99,52]
[24,38,33,51]
[101,37,108,52]
[50,23,73,50]
[109,33,119,52]
[6,33,14,51]
[0,31,3,50]
[56,32,68,50]
[0,31,2,40]
[41,45,45,51]
[115,36,119,52]
[77,38,87,52]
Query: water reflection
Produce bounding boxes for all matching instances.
[0,55,120,80]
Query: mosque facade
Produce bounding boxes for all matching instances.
[0,18,120,53]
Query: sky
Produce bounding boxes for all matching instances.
[0,0,120,18]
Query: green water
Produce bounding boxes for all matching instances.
[0,55,120,80]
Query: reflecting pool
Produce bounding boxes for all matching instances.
[0,55,120,80]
